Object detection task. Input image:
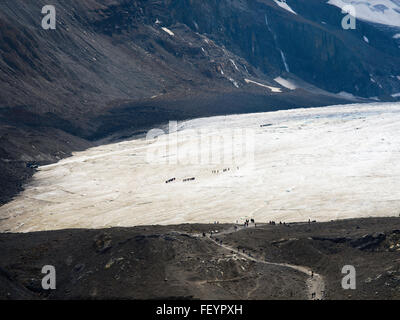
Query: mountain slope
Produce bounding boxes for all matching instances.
[1,0,399,117]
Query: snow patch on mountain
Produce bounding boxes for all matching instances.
[274,77,298,90]
[230,59,240,71]
[161,27,174,36]
[228,77,240,88]
[274,0,297,15]
[280,50,290,72]
[337,91,359,101]
[328,0,400,27]
[245,79,282,92]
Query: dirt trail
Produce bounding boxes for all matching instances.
[193,224,325,300]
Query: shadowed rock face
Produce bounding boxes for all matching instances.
[126,0,400,98]
[87,0,400,98]
[1,0,399,116]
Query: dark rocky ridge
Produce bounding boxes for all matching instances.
[1,217,399,300]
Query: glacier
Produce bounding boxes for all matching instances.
[1,103,400,232]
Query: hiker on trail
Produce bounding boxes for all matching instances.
[311,271,314,278]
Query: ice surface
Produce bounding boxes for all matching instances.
[1,103,400,232]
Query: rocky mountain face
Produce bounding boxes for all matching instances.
[0,0,399,202]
